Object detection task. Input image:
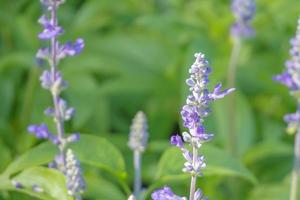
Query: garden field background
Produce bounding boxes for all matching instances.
[0,0,300,199]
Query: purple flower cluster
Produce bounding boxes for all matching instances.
[174,53,234,175]
[231,0,256,38]
[26,0,85,197]
[152,53,234,200]
[151,186,208,200]
[274,18,300,133]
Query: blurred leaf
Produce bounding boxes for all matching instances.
[1,135,126,180]
[2,143,57,178]
[10,167,70,200]
[0,142,11,173]
[71,135,126,179]
[212,93,256,157]
[248,183,290,200]
[244,141,293,165]
[85,172,126,200]
[155,146,257,184]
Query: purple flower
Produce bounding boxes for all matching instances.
[40,70,68,92]
[231,0,256,38]
[209,83,235,100]
[28,123,53,139]
[40,0,65,8]
[38,15,64,40]
[170,135,183,148]
[160,53,233,200]
[11,180,24,189]
[274,18,300,92]
[273,72,298,90]
[29,0,86,197]
[151,187,185,200]
[36,47,50,60]
[67,133,80,143]
[58,39,85,59]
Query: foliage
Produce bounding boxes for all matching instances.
[0,0,300,199]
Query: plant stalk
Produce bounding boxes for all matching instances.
[227,38,241,156]
[134,150,142,198]
[290,131,300,200]
[50,2,66,169]
[189,145,198,200]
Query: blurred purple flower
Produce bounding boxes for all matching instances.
[231,0,256,38]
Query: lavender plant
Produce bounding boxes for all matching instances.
[26,0,85,198]
[227,0,256,155]
[273,17,300,200]
[151,53,234,200]
[128,111,149,199]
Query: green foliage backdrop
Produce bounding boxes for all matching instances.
[0,0,300,199]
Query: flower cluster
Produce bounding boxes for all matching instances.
[231,0,256,38]
[274,18,300,134]
[26,0,85,198]
[151,186,208,200]
[128,111,148,152]
[152,53,234,200]
[65,149,86,200]
[128,111,149,198]
[174,53,234,175]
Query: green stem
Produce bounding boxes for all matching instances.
[227,38,242,156]
[290,131,300,200]
[189,145,198,200]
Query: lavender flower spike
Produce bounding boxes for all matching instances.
[274,17,300,200]
[231,0,256,38]
[66,149,86,200]
[27,0,85,197]
[152,53,234,200]
[128,111,148,198]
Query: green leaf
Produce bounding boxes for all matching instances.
[155,146,257,184]
[71,135,126,179]
[1,135,126,180]
[243,141,293,165]
[85,171,126,200]
[0,167,71,200]
[212,93,256,157]
[2,142,57,178]
[248,183,290,200]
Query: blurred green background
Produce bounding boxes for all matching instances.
[0,0,300,199]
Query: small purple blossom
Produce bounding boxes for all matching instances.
[38,15,64,40]
[11,180,24,189]
[28,123,53,139]
[39,70,68,92]
[58,39,85,59]
[67,133,80,143]
[32,185,44,193]
[171,135,184,148]
[231,0,256,38]
[151,187,186,200]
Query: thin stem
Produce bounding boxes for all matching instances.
[290,131,300,200]
[227,38,241,156]
[50,3,66,168]
[134,150,142,198]
[189,145,198,200]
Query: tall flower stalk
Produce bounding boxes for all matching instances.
[27,0,85,198]
[128,111,149,199]
[151,53,234,200]
[227,0,256,155]
[273,17,300,200]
